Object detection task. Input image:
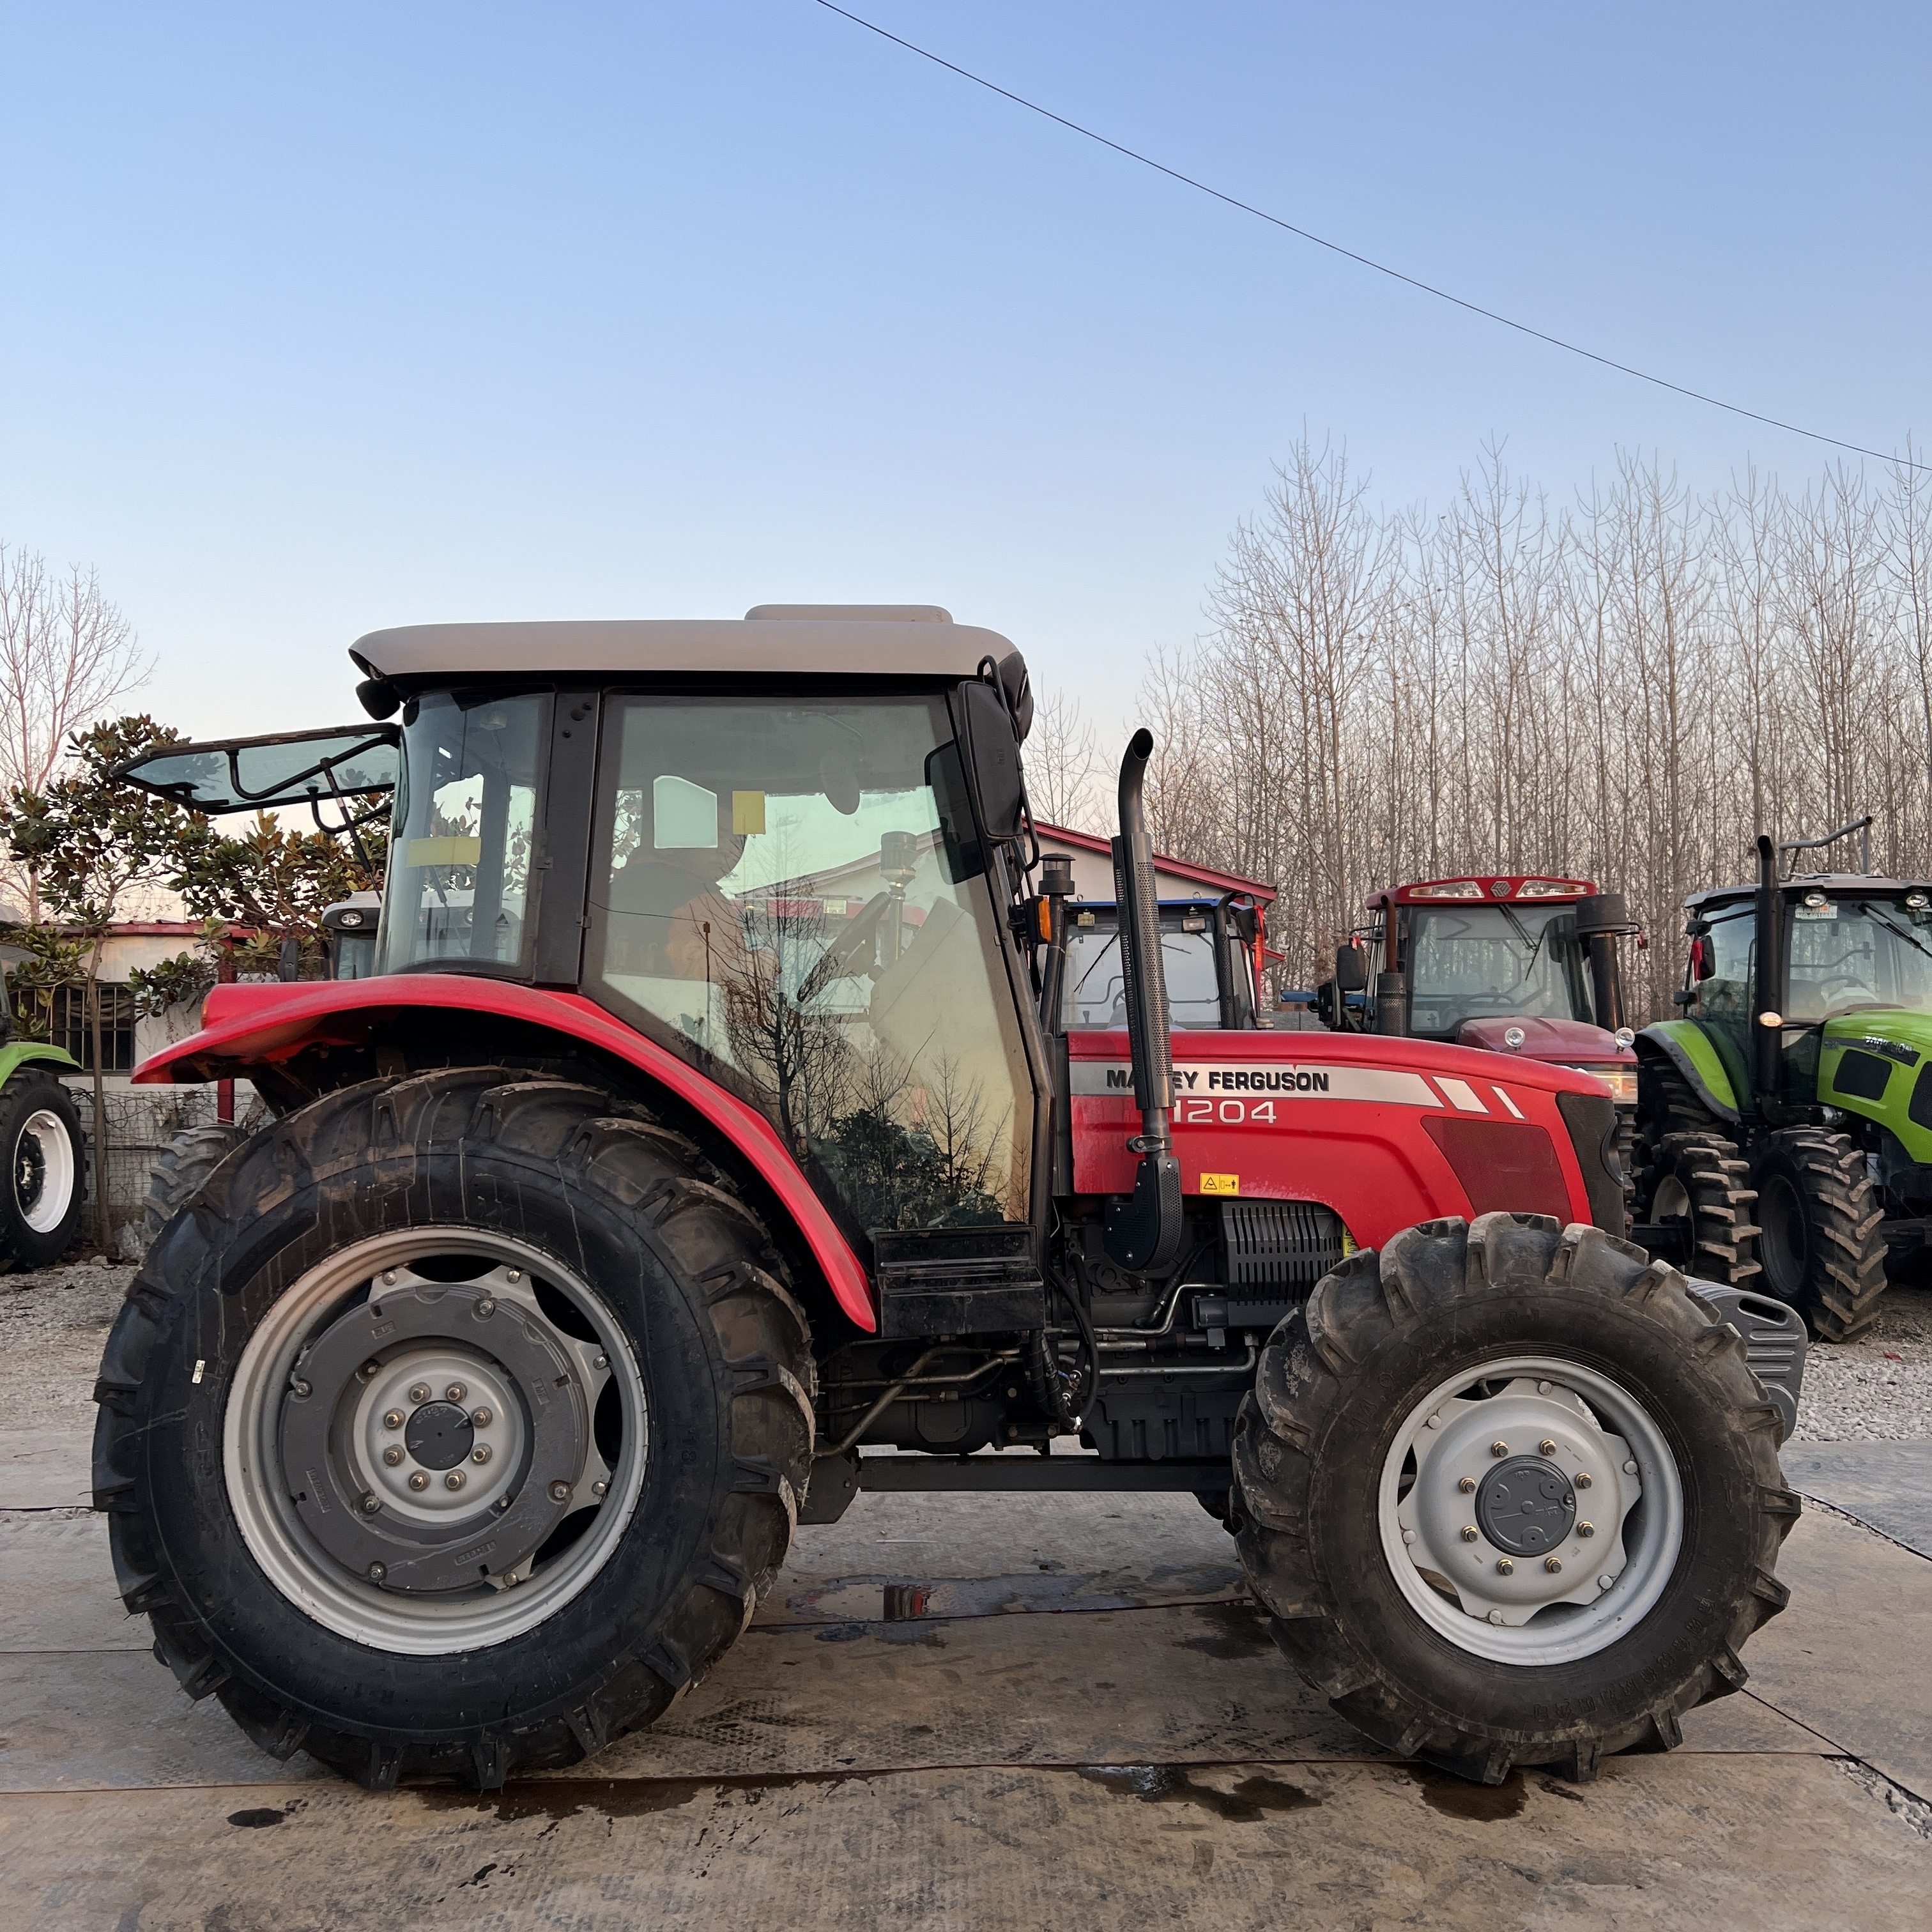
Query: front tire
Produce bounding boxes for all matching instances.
[1751,1128,1887,1342]
[1636,1131,1761,1285]
[1232,1213,1797,1784]
[92,1069,815,1789]
[0,1071,86,1269]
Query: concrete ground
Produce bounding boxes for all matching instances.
[1,1277,1929,1928]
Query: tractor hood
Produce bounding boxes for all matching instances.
[1455,1016,1635,1066]
[1820,1008,1932,1159]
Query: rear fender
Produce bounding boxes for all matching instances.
[1637,1021,1742,1124]
[132,977,875,1333]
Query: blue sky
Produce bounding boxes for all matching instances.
[2,3,1926,743]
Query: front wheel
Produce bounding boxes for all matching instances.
[1751,1128,1887,1341]
[93,1070,815,1788]
[1233,1213,1798,1784]
[0,1071,86,1269]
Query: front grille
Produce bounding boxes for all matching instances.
[1219,1200,1349,1294]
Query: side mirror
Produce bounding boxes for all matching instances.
[1334,946,1368,993]
[954,680,1027,846]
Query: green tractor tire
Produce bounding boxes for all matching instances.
[0,1070,88,1270]
[1751,1128,1887,1342]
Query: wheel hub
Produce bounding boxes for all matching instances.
[1384,1361,1680,1659]
[273,1270,608,1596]
[1475,1455,1576,1558]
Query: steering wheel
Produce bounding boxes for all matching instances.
[796,893,894,1004]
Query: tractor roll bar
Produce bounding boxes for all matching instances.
[1103,730,1183,1275]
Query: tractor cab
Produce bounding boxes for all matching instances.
[1059,896,1266,1032]
[1315,875,1641,1107]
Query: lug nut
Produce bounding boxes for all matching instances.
[409,1383,431,1405]
[367,1562,386,1581]
[360,1360,380,1379]
[1491,1441,1508,1458]
[548,1480,572,1504]
[593,1353,608,1370]
[1457,1476,1477,1494]
[359,1494,380,1515]
[409,1471,429,1492]
[1460,1526,1478,1543]
[1576,1472,1593,1489]
[1487,1610,1505,1625]
[383,1409,404,1430]
[381,1270,397,1287]
[1423,1413,1441,1430]
[471,1407,493,1427]
[506,1269,523,1284]
[1538,1438,1558,1457]
[496,1496,512,1512]
[1544,1556,1563,1574]
[1623,1459,1638,1475]
[1496,1558,1514,1575]
[445,1470,466,1491]
[290,1377,312,1399]
[1537,1380,1553,1395]
[471,1445,491,1464]
[475,1297,496,1319]
[591,1480,608,1498]
[1579,1521,1595,1538]
[383,1445,404,1467]
[446,1383,467,1402]
[1598,1574,1616,1591]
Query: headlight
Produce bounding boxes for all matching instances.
[1567,1066,1637,1104]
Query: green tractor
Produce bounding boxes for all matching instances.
[1634,817,1908,1341]
[0,953,88,1269]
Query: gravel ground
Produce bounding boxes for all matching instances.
[4,1262,1929,1441]
[1791,1281,1932,1442]
[0,1259,132,1429]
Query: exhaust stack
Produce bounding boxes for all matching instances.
[1104,730,1183,1275]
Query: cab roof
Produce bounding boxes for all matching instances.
[350,606,1022,684]
[1687,874,1932,911]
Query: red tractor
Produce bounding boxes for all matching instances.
[98,608,1797,1793]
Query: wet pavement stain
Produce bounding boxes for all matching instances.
[225,1807,291,1829]
[1077,1763,1320,1823]
[1407,1766,1530,1821]
[416,1769,868,1825]
[1175,1601,1276,1660]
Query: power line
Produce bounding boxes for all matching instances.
[809,1,1926,474]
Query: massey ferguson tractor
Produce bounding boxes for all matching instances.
[96,607,1799,1794]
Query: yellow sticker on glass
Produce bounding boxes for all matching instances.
[406,836,482,867]
[732,791,767,836]
[1199,1172,1240,1197]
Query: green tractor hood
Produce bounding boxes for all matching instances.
[1820,1009,1932,1162]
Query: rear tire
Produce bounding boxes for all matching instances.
[1751,1128,1887,1342]
[92,1069,816,1789]
[0,1071,86,1269]
[1233,1213,1797,1784]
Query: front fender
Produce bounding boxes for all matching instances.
[134,977,875,1333]
[1637,1020,1741,1123]
[0,1041,82,1084]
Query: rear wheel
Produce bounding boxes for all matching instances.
[1751,1128,1887,1342]
[1233,1213,1797,1784]
[93,1069,815,1788]
[0,1072,86,1269]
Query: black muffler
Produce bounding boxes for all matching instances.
[1103,730,1183,1274]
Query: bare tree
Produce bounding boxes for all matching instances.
[0,541,150,917]
[1025,686,1104,831]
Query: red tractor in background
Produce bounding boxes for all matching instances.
[96,608,1798,1795]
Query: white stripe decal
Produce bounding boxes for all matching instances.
[1069,1061,1444,1106]
[1437,1078,1488,1114]
[1493,1086,1526,1119]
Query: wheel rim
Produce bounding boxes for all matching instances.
[15,1109,75,1234]
[1651,1173,1691,1222]
[224,1230,648,1655]
[1378,1354,1684,1666]
[1756,1173,1809,1301]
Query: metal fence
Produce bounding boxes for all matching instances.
[63,1082,264,1250]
